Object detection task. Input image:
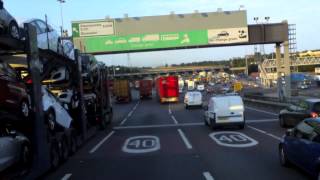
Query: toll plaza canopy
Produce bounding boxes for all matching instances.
[72,10,288,54]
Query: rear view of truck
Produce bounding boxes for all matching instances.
[156,76,179,103]
[139,80,153,99]
[114,79,131,103]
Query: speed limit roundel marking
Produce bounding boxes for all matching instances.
[209,131,258,148]
[122,136,160,153]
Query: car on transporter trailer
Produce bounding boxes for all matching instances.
[0,0,20,39]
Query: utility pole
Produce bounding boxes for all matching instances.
[57,0,65,37]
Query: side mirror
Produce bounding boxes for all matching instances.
[286,129,294,136]
[9,130,17,138]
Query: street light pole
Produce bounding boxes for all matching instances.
[57,0,65,37]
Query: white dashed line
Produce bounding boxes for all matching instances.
[178,129,193,149]
[119,101,140,126]
[203,172,215,180]
[89,131,115,154]
[248,125,282,141]
[245,106,278,116]
[114,122,204,130]
[61,173,72,180]
[246,119,278,123]
[171,115,178,124]
[168,104,172,114]
[119,118,128,126]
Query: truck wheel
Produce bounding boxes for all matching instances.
[204,116,209,126]
[20,143,31,167]
[60,136,69,161]
[69,132,77,155]
[9,21,20,39]
[210,118,216,130]
[50,142,60,169]
[279,116,286,128]
[46,109,56,132]
[21,100,29,118]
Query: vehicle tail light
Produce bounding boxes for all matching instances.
[26,79,32,84]
[310,112,318,118]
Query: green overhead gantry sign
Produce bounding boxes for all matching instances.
[72,10,249,54]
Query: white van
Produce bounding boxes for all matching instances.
[184,91,202,109]
[204,95,245,129]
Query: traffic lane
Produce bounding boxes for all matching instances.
[169,101,278,125]
[123,98,174,126]
[182,126,308,180]
[244,105,278,120]
[112,99,140,125]
[46,128,208,180]
[170,100,204,124]
[247,121,286,138]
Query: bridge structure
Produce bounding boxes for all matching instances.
[112,65,247,78]
[263,57,320,69]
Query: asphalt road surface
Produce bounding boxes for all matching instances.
[46,90,310,180]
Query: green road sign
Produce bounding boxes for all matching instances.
[82,30,208,53]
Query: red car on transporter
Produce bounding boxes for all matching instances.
[0,60,30,118]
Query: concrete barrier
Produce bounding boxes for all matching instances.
[244,97,288,113]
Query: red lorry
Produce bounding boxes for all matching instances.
[156,76,179,103]
[139,80,153,99]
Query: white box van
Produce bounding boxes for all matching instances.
[184,91,202,109]
[204,95,245,129]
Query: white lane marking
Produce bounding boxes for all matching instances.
[247,125,282,141]
[245,106,278,116]
[246,119,278,123]
[171,115,178,124]
[209,131,258,148]
[89,131,115,154]
[122,136,160,153]
[119,118,128,126]
[203,172,214,180]
[114,122,204,130]
[168,104,172,114]
[61,173,72,180]
[119,101,140,126]
[178,129,193,149]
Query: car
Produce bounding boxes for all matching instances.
[0,125,31,173]
[204,95,245,129]
[279,118,320,179]
[184,91,202,109]
[20,19,60,53]
[279,99,320,128]
[0,0,20,39]
[42,86,73,133]
[60,39,75,60]
[0,60,30,118]
[197,84,205,91]
[42,67,70,84]
[50,88,79,111]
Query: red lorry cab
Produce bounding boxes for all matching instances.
[156,76,179,103]
[139,80,153,99]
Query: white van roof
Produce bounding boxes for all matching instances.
[210,95,242,103]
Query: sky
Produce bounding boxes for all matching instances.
[4,0,320,67]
